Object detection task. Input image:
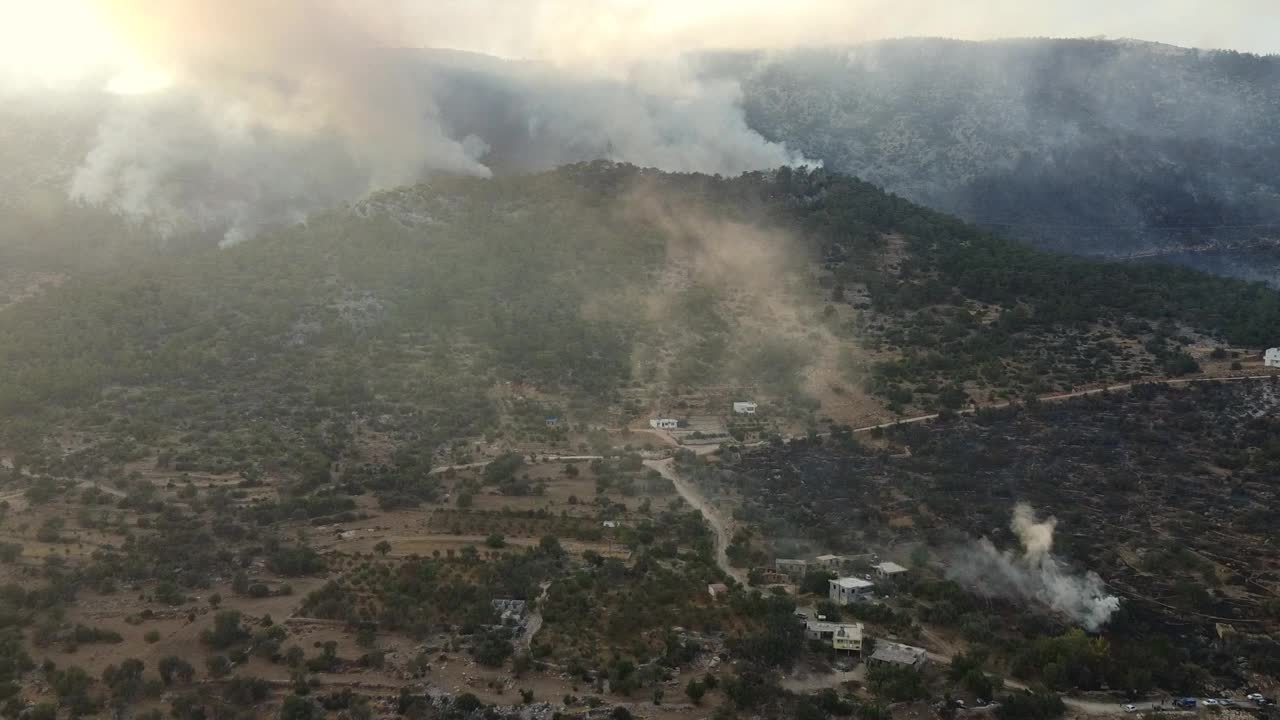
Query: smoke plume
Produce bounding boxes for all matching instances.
[39,0,1274,242]
[66,0,810,243]
[948,503,1120,631]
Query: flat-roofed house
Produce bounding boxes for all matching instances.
[829,576,875,605]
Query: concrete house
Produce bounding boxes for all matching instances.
[773,556,803,576]
[775,558,808,579]
[754,569,791,585]
[829,576,875,605]
[1266,348,1280,368]
[732,401,758,415]
[874,561,908,579]
[649,418,679,430]
[816,554,870,571]
[707,583,730,599]
[868,641,928,670]
[805,620,864,653]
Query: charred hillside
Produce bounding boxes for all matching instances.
[724,38,1280,281]
[703,379,1280,682]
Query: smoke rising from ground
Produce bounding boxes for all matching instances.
[5,0,1271,242]
[948,503,1120,631]
[65,0,810,243]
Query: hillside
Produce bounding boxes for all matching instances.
[1,163,1279,480]
[717,38,1280,279]
[698,379,1280,693]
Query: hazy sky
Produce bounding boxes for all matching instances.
[0,0,1277,86]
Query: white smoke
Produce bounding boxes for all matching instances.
[63,0,812,243]
[948,502,1120,631]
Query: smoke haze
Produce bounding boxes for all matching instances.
[57,0,822,241]
[3,1,1277,241]
[948,503,1121,631]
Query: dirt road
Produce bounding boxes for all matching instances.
[846,373,1279,436]
[516,581,552,652]
[645,457,746,585]
[428,454,604,475]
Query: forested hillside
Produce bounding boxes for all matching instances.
[2,163,1278,478]
[720,38,1280,277]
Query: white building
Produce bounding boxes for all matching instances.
[732,401,758,415]
[1266,348,1280,368]
[649,418,679,430]
[805,620,864,653]
[829,576,875,605]
[874,561,908,579]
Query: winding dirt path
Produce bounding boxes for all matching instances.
[645,457,746,585]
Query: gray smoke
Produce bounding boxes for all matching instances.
[948,503,1120,631]
[64,0,812,244]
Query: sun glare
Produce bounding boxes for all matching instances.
[0,0,120,85]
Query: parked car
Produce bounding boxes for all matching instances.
[1175,697,1197,709]
[1123,704,1137,713]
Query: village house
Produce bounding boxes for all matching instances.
[707,583,730,599]
[829,576,875,605]
[649,418,679,430]
[1266,347,1280,368]
[815,554,842,570]
[816,553,870,571]
[775,558,808,579]
[868,640,928,670]
[491,599,527,625]
[753,569,791,585]
[805,619,864,653]
[874,561,909,579]
[732,401,758,415]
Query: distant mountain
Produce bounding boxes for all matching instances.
[713,38,1280,278]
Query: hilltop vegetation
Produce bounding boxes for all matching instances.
[2,163,1280,473]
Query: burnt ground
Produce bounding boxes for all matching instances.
[706,379,1280,684]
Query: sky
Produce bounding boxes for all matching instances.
[0,0,1277,87]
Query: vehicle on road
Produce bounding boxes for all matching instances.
[1123,704,1137,713]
